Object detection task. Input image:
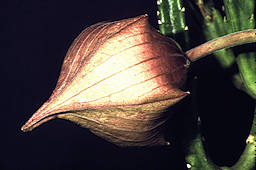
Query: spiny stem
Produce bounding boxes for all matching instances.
[186,29,256,62]
[157,0,189,50]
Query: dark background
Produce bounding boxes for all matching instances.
[1,0,255,170]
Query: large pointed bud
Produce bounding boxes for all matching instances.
[21,14,189,146]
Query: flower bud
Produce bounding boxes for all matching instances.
[21,14,189,146]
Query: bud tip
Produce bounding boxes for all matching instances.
[21,125,28,132]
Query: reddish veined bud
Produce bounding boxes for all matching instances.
[21,14,189,146]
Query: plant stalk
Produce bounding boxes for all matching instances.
[186,29,256,62]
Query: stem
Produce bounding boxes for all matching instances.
[157,0,186,35]
[236,53,256,99]
[186,29,256,62]
[157,0,189,49]
[229,104,256,170]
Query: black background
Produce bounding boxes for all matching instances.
[1,0,255,170]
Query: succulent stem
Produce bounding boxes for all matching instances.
[225,105,256,170]
[186,29,256,62]
[157,0,189,49]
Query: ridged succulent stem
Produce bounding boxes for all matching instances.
[157,0,189,49]
[158,0,255,169]
[221,105,256,170]
[198,0,256,98]
[185,29,256,62]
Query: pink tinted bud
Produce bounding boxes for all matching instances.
[21,14,189,146]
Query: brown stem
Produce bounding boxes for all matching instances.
[186,29,256,62]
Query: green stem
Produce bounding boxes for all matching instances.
[228,105,256,170]
[232,74,256,99]
[157,0,186,35]
[157,0,189,48]
[186,29,256,61]
[185,134,218,170]
[201,6,236,68]
[236,53,256,99]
